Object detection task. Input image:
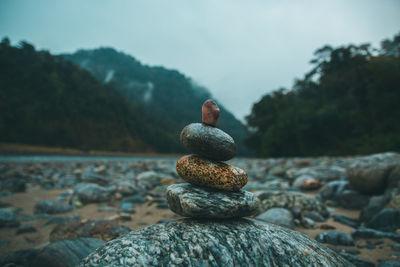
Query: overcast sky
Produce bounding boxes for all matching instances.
[1,0,399,121]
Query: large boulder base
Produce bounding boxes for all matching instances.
[166,183,259,218]
[80,219,352,266]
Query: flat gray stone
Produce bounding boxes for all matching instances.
[181,123,237,161]
[166,183,259,218]
[80,219,352,266]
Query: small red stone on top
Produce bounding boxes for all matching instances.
[202,99,220,127]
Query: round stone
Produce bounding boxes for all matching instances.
[80,219,352,266]
[180,123,237,161]
[166,183,259,219]
[176,155,247,191]
[202,99,220,126]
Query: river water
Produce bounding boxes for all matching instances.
[0,155,179,162]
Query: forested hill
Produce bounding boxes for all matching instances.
[0,38,249,154]
[63,48,250,155]
[246,32,400,157]
[0,39,177,152]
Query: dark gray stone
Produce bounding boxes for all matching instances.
[45,217,69,226]
[317,180,369,209]
[0,238,105,267]
[0,248,39,267]
[316,230,355,246]
[352,227,400,242]
[80,219,352,266]
[180,123,237,161]
[360,195,390,222]
[391,243,400,251]
[379,261,400,267]
[166,183,259,218]
[34,238,105,267]
[16,225,37,234]
[123,194,146,204]
[332,214,359,228]
[348,162,396,195]
[255,208,294,229]
[120,202,135,213]
[115,181,140,196]
[1,178,26,192]
[33,200,74,215]
[339,252,375,267]
[74,183,115,203]
[303,211,326,222]
[365,209,400,232]
[0,208,20,227]
[301,216,317,229]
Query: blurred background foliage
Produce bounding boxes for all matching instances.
[246,32,400,157]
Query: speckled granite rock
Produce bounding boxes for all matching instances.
[257,190,329,217]
[176,155,247,191]
[79,219,352,266]
[166,183,259,218]
[180,123,237,161]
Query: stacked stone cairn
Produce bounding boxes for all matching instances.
[80,99,352,266]
[166,99,260,219]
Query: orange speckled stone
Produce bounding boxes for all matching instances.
[176,155,248,191]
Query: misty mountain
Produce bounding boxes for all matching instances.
[63,48,251,155]
[0,39,190,153]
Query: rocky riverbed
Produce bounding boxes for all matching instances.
[0,152,399,266]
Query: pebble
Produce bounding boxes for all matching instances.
[332,214,359,228]
[352,228,400,242]
[74,183,115,204]
[180,123,237,161]
[176,155,247,191]
[202,99,220,126]
[339,252,375,267]
[166,183,259,218]
[120,202,135,214]
[316,230,355,246]
[0,208,20,227]
[16,225,37,234]
[33,200,74,215]
[366,209,400,232]
[255,208,294,229]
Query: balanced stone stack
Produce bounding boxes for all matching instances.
[80,99,352,266]
[166,99,260,219]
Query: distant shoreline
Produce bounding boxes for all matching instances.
[0,142,182,158]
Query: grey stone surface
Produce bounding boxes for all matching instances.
[257,190,329,217]
[339,252,375,267]
[166,183,259,218]
[0,238,104,267]
[0,208,20,227]
[317,180,369,209]
[332,214,359,228]
[74,183,115,203]
[181,123,237,161]
[33,200,74,215]
[255,208,294,229]
[352,228,400,242]
[359,195,390,222]
[80,219,352,266]
[316,230,355,246]
[348,153,399,195]
[365,209,400,232]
